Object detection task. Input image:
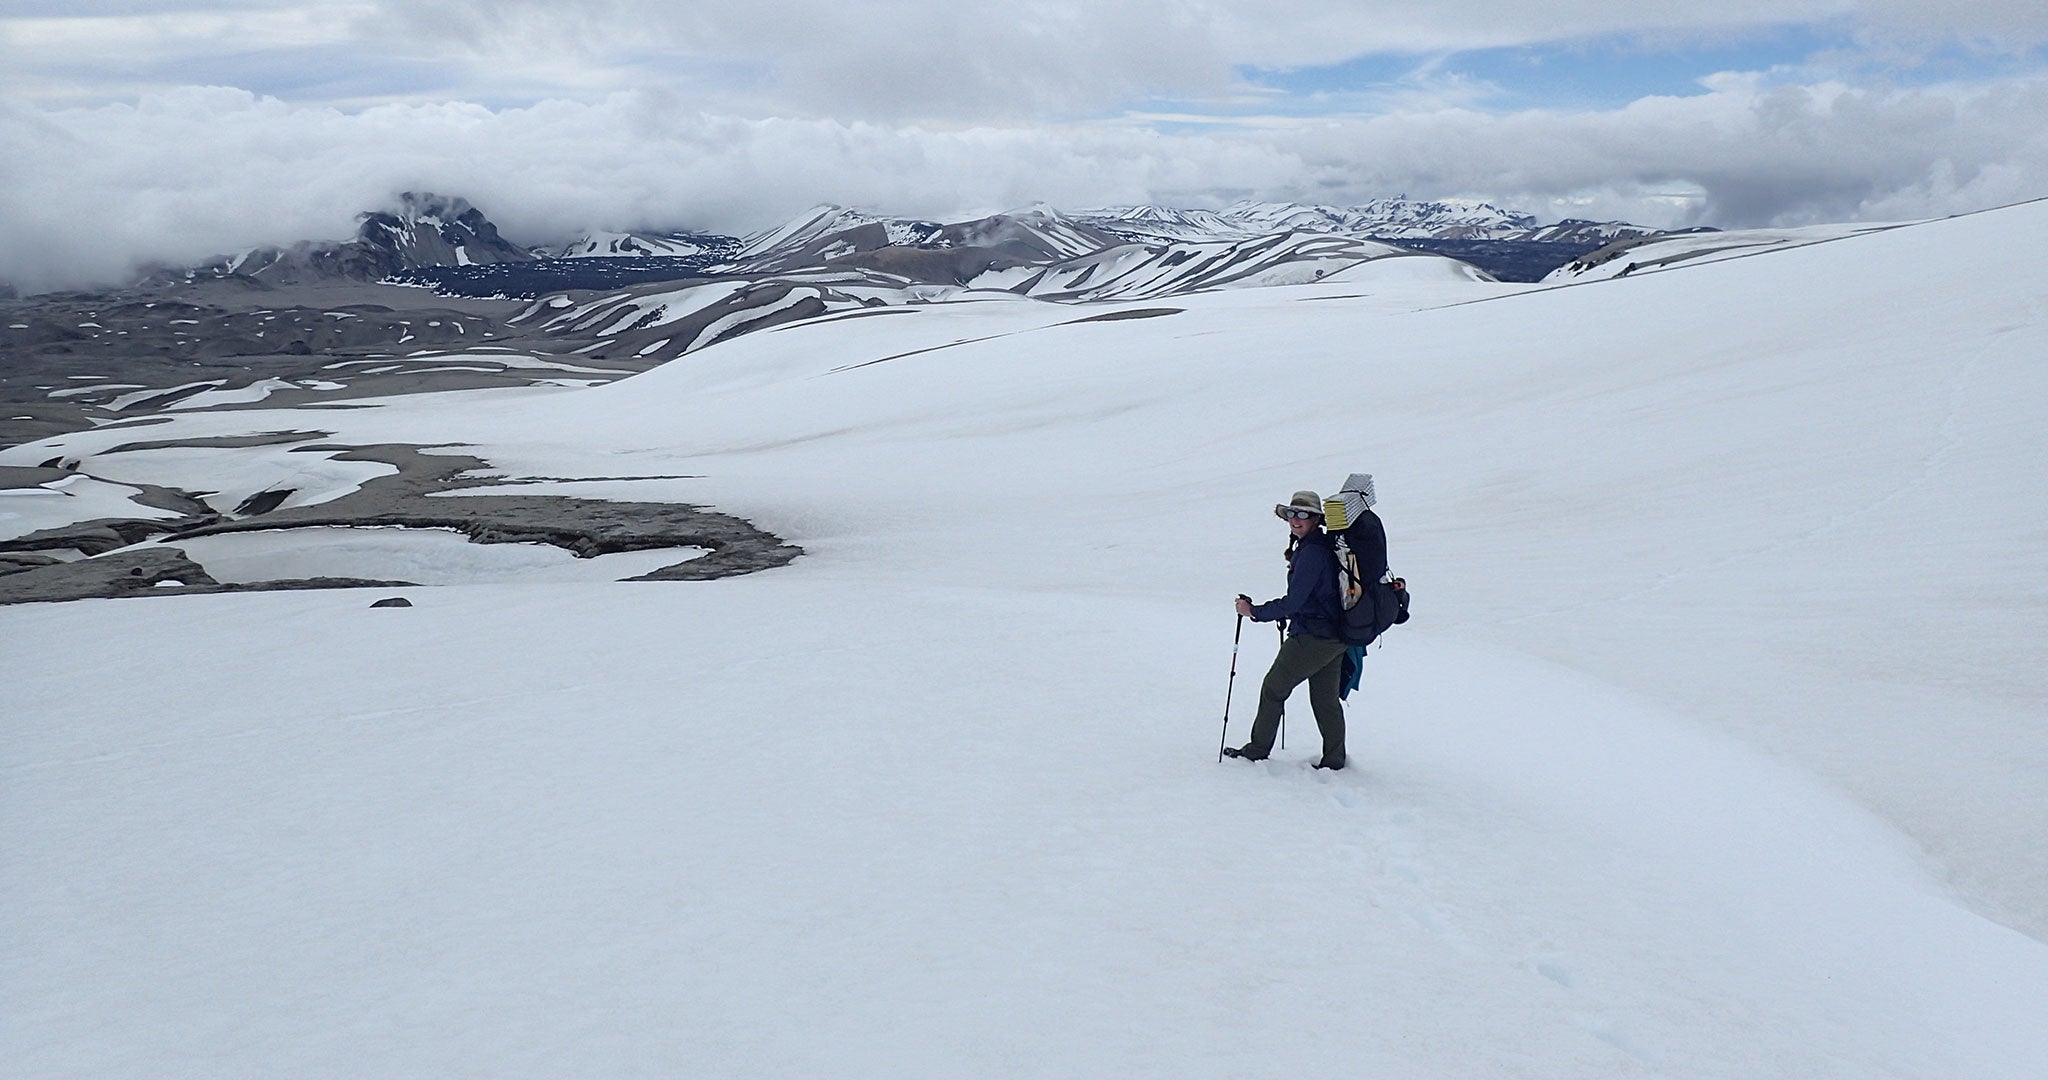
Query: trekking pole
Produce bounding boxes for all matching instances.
[1217,611,1245,762]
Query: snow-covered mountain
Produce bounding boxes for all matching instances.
[355,192,533,268]
[510,230,1488,365]
[923,205,1125,263]
[1072,198,1655,249]
[133,195,1650,299]
[511,272,925,363]
[545,230,741,261]
[163,192,534,286]
[991,232,1486,301]
[541,199,1649,271]
[713,201,1547,293]
[695,199,1651,285]
[726,205,944,267]
[718,204,1124,277]
[1517,217,1663,245]
[1222,197,1537,238]
[1066,204,1237,244]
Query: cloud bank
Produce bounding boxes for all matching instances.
[3,1,2047,292]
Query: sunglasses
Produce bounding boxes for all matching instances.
[1275,506,1321,521]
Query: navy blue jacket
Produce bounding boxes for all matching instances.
[1250,529,1343,641]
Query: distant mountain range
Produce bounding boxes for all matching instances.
[139,192,1659,297]
[1071,199,1645,246]
[505,229,1495,368]
[0,191,1667,446]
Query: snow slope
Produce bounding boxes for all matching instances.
[1544,221,1908,282]
[5,201,2048,1078]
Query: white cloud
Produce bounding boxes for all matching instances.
[3,2,2047,293]
[357,1,2048,101]
[1341,75,2048,225]
[352,1,1241,122]
[0,3,376,102]
[1858,0,2048,48]
[8,3,2048,117]
[1,5,366,53]
[3,70,2044,293]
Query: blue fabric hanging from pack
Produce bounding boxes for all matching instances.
[1339,645,1366,699]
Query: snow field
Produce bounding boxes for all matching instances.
[5,577,2042,1077]
[52,441,398,515]
[6,201,2048,1077]
[0,474,186,541]
[152,526,704,585]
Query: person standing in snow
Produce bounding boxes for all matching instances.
[1226,490,1348,770]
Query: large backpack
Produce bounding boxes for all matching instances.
[1323,474,1411,649]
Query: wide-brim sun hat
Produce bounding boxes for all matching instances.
[1275,489,1324,519]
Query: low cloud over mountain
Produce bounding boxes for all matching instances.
[4,70,2045,295]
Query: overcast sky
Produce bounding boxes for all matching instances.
[3,1,2047,291]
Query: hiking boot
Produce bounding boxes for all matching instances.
[1313,755,1346,771]
[1223,745,1267,761]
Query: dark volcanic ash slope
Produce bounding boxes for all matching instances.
[0,280,656,449]
[0,194,657,450]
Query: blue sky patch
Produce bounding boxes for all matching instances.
[1228,25,2048,115]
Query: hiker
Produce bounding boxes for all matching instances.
[1226,489,1348,770]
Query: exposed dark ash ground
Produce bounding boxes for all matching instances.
[1,279,802,604]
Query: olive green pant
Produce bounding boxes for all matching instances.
[1244,634,1348,762]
